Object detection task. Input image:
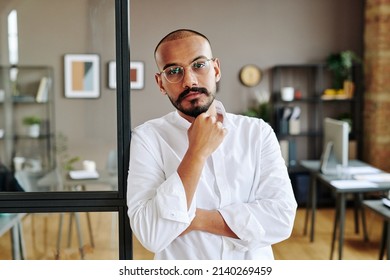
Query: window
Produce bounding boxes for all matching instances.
[7,9,18,65]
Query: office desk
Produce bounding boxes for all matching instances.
[35,169,117,259]
[300,159,390,259]
[66,171,117,189]
[363,199,390,259]
[59,170,117,259]
[35,169,118,192]
[300,160,368,242]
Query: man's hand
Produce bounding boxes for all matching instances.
[187,113,227,160]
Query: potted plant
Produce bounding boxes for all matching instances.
[326,50,361,97]
[243,102,270,123]
[55,132,80,171]
[22,115,42,138]
[243,89,271,123]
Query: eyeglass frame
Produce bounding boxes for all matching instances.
[156,57,217,84]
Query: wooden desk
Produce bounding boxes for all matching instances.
[300,160,390,259]
[363,199,390,259]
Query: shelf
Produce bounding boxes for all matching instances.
[14,134,53,140]
[271,63,363,175]
[0,65,55,172]
[11,95,36,102]
[321,98,356,103]
[273,96,357,104]
[272,97,320,103]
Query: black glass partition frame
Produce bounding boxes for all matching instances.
[0,0,132,260]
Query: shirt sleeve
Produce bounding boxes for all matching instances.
[218,121,297,252]
[127,128,196,253]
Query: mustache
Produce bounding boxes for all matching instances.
[176,87,209,104]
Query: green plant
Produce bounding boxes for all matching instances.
[243,102,270,123]
[55,132,80,171]
[326,50,361,89]
[22,115,41,126]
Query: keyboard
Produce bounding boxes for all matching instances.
[382,198,390,208]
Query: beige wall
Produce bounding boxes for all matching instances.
[130,0,364,127]
[1,0,364,168]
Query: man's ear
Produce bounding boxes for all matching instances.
[155,73,167,95]
[213,58,221,82]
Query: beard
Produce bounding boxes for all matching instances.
[167,86,216,118]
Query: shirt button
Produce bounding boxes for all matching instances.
[170,212,176,217]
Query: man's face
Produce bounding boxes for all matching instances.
[155,36,221,119]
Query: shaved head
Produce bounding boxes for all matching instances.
[154,29,211,59]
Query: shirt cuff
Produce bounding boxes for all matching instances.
[156,172,196,224]
[218,206,264,250]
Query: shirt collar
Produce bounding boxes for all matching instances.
[214,100,235,128]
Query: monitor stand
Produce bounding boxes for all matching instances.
[320,142,339,175]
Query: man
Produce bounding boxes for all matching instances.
[127,29,297,260]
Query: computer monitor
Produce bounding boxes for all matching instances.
[320,118,349,174]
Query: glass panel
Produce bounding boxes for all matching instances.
[0,211,119,260]
[0,0,117,192]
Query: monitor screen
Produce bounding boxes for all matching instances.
[320,118,349,174]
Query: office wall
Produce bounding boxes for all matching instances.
[130,0,364,127]
[1,0,364,168]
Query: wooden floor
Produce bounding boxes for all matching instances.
[0,207,385,260]
[272,207,384,260]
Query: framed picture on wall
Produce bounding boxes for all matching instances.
[64,54,100,98]
[108,60,116,89]
[107,61,144,90]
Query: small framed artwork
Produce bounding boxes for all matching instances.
[107,61,144,90]
[130,61,144,90]
[64,54,100,98]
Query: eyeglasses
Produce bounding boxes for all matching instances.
[158,58,215,83]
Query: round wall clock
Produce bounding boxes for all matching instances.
[239,65,262,87]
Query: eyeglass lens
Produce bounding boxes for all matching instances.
[163,59,212,83]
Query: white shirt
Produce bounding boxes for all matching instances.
[127,100,297,260]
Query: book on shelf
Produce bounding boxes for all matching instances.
[288,139,297,167]
[279,139,297,167]
[278,106,301,135]
[36,77,50,103]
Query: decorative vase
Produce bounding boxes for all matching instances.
[343,80,355,98]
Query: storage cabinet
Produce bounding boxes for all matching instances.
[270,64,363,205]
[0,66,55,175]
